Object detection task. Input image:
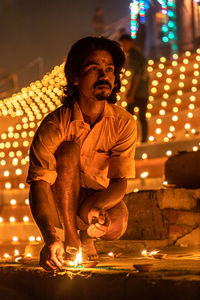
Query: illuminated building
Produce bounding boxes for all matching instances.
[130,0,200,58]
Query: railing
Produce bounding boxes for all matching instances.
[0,57,44,99]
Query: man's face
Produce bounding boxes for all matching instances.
[75,50,115,103]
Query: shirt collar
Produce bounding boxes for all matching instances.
[71,100,114,122]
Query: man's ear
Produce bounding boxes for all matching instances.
[73,77,78,85]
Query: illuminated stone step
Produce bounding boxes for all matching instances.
[148,52,199,77]
[149,79,200,100]
[0,223,40,240]
[147,106,200,130]
[0,188,29,205]
[0,176,29,190]
[135,136,200,159]
[147,91,200,114]
[0,204,32,221]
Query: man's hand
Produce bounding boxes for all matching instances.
[87,207,110,238]
[39,239,64,271]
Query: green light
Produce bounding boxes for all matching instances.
[168,21,174,28]
[168,31,175,39]
[172,44,178,51]
[168,10,174,18]
[162,25,168,33]
[168,1,176,8]
[162,36,169,43]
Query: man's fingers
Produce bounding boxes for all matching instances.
[95,222,108,231]
[40,243,64,271]
[98,214,106,224]
[87,223,107,238]
[56,247,64,264]
[50,257,62,269]
[40,258,57,271]
[50,249,63,269]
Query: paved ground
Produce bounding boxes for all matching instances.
[0,244,199,300]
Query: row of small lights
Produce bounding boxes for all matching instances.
[1,199,29,205]
[0,199,30,222]
[0,216,30,223]
[0,235,42,243]
[2,250,31,259]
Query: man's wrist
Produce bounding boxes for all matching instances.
[43,229,60,245]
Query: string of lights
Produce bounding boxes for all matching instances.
[129,0,178,52]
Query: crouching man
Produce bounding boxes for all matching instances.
[27,36,137,271]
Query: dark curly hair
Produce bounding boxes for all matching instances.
[61,36,125,107]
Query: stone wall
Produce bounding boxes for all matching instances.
[123,188,200,246]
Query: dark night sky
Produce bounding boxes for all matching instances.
[0,0,131,77]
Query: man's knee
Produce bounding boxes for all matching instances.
[55,141,80,168]
[102,201,128,240]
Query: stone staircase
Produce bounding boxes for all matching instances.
[0,48,200,258]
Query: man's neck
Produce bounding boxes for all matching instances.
[78,97,106,127]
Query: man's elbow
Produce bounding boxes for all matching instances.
[111,178,127,195]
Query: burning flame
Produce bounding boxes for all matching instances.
[108,252,114,257]
[15,256,22,262]
[141,250,148,257]
[141,249,160,257]
[149,250,159,257]
[69,247,83,267]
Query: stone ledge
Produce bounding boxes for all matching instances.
[157,188,200,210]
[175,227,200,247]
[123,188,200,246]
[163,209,200,227]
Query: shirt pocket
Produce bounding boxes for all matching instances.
[91,151,110,171]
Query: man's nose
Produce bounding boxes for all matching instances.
[98,68,107,79]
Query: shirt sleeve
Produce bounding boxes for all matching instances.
[108,115,137,179]
[27,109,67,185]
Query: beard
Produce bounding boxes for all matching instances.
[96,91,110,101]
[94,79,112,101]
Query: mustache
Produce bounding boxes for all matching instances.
[94,80,112,89]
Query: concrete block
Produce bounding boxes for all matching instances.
[123,191,168,240]
[175,227,200,246]
[165,150,200,189]
[163,210,200,227]
[157,188,200,210]
[168,224,191,243]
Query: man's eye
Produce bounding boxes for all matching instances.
[106,67,114,72]
[90,66,98,71]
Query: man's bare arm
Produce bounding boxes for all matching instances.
[94,178,127,210]
[30,180,64,271]
[79,178,127,224]
[30,180,60,244]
